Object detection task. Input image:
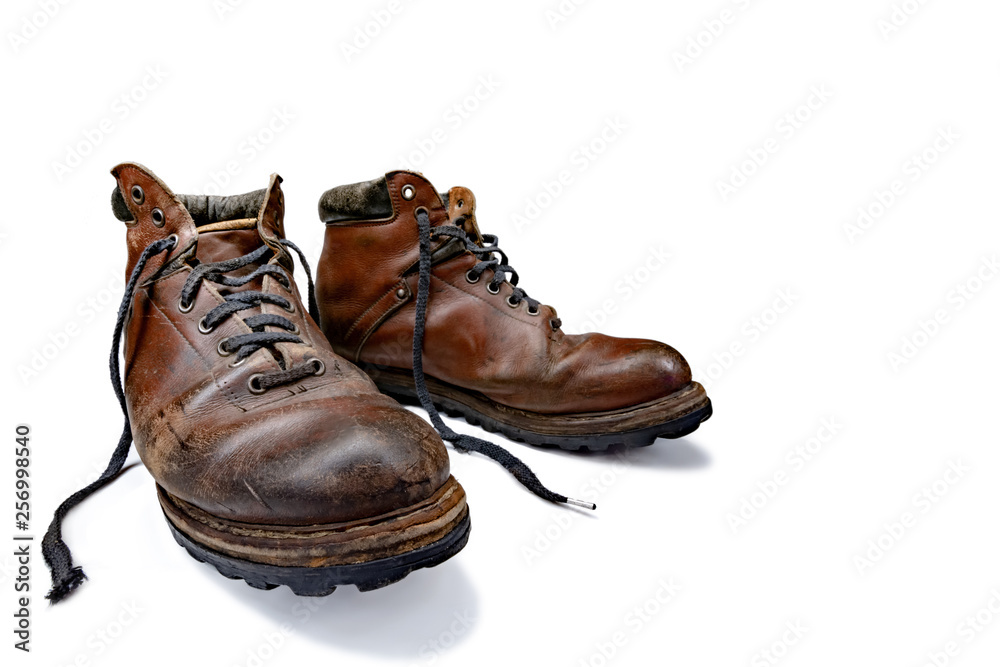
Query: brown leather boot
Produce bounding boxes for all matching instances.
[42,164,469,602]
[315,171,712,455]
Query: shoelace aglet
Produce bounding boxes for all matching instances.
[565,497,597,510]
[415,210,594,513]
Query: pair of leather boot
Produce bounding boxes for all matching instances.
[43,163,711,602]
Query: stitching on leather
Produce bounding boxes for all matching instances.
[171,480,461,536]
[156,297,247,409]
[141,292,244,406]
[146,292,207,363]
[355,274,542,364]
[355,282,409,363]
[197,280,284,408]
[324,216,397,229]
[434,274,544,327]
[344,287,389,343]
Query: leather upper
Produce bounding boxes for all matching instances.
[316,171,692,415]
[114,163,450,525]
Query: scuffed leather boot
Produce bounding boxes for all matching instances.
[42,164,469,602]
[315,171,712,455]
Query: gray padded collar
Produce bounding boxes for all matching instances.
[318,176,393,224]
[111,187,267,227]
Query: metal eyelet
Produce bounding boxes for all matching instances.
[166,233,179,249]
[396,287,407,299]
[247,374,266,395]
[465,270,480,284]
[506,295,521,309]
[282,300,295,314]
[527,306,540,316]
[178,297,194,313]
[309,358,326,376]
[130,185,144,204]
[198,317,214,334]
[457,199,465,208]
[151,208,165,227]
[401,184,416,200]
[486,282,501,295]
[288,322,300,335]
[217,339,232,356]
[229,355,250,368]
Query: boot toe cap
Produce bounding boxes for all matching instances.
[641,341,693,398]
[160,395,451,525]
[561,336,693,412]
[598,339,692,408]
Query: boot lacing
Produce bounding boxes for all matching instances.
[43,235,320,603]
[412,209,595,511]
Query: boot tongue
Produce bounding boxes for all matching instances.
[192,215,275,340]
[444,186,484,244]
[194,175,286,265]
[194,224,264,263]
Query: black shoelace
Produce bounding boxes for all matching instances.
[42,235,319,603]
[413,209,595,511]
[434,222,541,311]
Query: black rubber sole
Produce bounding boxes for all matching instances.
[379,382,713,452]
[164,509,471,596]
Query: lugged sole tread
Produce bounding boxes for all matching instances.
[164,509,471,596]
[380,385,712,451]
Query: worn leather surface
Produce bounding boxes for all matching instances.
[113,163,451,525]
[316,170,692,415]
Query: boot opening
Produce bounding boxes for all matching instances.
[111,186,268,227]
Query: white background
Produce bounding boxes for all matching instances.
[4,1,1000,665]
